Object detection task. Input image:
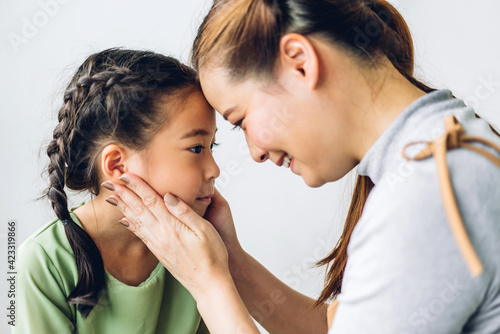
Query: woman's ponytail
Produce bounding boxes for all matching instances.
[373,0,435,93]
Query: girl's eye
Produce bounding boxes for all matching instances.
[210,142,220,152]
[189,142,220,154]
[189,145,203,154]
[231,119,243,131]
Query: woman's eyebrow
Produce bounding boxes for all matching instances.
[180,127,218,139]
[222,107,235,121]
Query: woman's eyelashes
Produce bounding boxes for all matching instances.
[231,119,243,131]
[189,142,220,154]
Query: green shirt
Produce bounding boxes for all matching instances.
[14,203,209,334]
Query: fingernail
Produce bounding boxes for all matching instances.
[105,197,118,206]
[101,181,115,191]
[164,193,179,206]
[118,219,129,227]
[119,175,130,184]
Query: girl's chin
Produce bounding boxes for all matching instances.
[192,200,209,216]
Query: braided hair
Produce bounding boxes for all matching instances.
[44,48,199,317]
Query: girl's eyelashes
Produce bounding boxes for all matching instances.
[189,142,220,154]
[210,142,220,152]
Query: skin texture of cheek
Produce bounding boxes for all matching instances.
[148,165,201,206]
[125,154,201,208]
[145,163,210,217]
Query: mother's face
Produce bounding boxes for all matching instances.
[200,66,350,188]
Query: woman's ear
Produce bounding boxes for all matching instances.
[279,33,320,89]
[100,144,128,181]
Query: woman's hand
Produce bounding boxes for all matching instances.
[202,188,244,262]
[103,173,260,334]
[102,173,231,298]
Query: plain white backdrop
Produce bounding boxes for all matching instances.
[1,0,499,333]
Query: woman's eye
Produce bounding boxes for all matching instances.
[231,119,243,131]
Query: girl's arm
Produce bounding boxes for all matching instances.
[14,239,75,334]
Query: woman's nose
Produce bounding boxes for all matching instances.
[249,144,269,163]
[244,130,269,163]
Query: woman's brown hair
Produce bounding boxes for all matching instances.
[191,0,435,306]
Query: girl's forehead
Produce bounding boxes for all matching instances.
[159,95,217,140]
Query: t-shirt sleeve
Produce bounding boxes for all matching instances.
[329,171,490,334]
[195,318,210,334]
[14,238,75,333]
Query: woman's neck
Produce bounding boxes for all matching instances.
[338,57,428,165]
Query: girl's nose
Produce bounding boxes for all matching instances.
[207,153,221,180]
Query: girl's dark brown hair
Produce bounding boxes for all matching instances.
[43,48,199,317]
[191,0,435,306]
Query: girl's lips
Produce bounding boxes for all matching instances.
[196,197,212,203]
[196,193,214,203]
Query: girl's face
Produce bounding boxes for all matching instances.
[199,67,356,188]
[126,90,220,217]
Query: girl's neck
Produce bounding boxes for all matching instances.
[72,193,151,254]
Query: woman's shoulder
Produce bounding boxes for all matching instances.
[355,106,500,275]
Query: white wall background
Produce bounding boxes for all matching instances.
[1,0,499,333]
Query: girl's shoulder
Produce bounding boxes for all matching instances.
[18,213,79,288]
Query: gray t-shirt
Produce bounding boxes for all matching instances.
[329,89,500,334]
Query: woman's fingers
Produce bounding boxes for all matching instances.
[106,194,152,245]
[163,193,209,236]
[116,174,170,222]
[102,179,171,234]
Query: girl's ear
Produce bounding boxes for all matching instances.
[279,33,320,89]
[100,144,128,181]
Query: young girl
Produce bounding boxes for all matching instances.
[16,48,217,333]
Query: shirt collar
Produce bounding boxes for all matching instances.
[357,89,464,184]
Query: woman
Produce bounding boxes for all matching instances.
[103,0,500,333]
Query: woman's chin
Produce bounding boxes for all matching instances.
[302,172,327,188]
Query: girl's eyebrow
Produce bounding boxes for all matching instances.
[180,127,218,139]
